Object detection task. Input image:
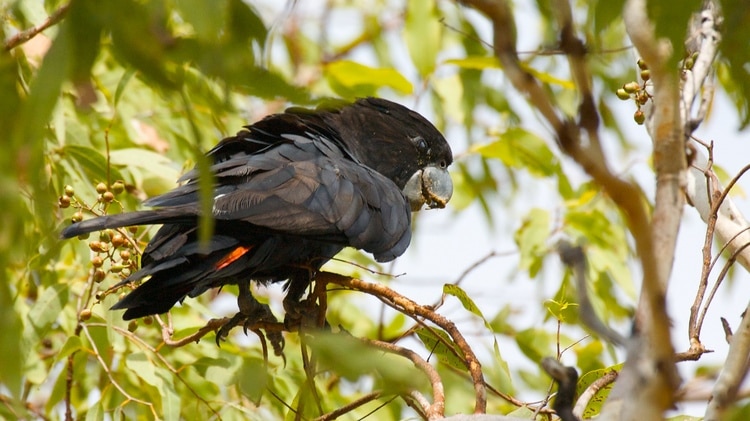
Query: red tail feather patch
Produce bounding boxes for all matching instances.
[216,245,253,270]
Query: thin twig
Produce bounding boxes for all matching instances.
[696,242,750,334]
[692,163,750,340]
[312,392,383,421]
[4,3,71,51]
[721,317,733,344]
[79,325,158,417]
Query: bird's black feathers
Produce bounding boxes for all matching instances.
[61,97,453,321]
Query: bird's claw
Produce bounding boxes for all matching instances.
[215,313,247,346]
[215,300,286,355]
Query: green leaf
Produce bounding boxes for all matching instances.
[519,63,575,89]
[564,208,619,250]
[405,0,441,76]
[594,0,626,34]
[514,208,550,277]
[156,368,181,421]
[226,0,267,45]
[646,0,701,66]
[28,284,69,335]
[308,332,425,393]
[446,57,574,89]
[444,56,501,70]
[192,356,241,386]
[175,0,227,42]
[718,0,750,128]
[574,340,605,375]
[415,327,466,371]
[104,0,178,87]
[109,148,180,196]
[0,281,23,396]
[125,352,160,387]
[473,128,560,177]
[488,305,516,336]
[114,69,136,106]
[84,400,103,421]
[576,363,623,418]
[443,284,484,320]
[441,283,515,391]
[325,60,413,98]
[238,358,268,404]
[544,296,579,323]
[53,336,82,364]
[516,328,557,362]
[62,144,125,186]
[67,0,103,85]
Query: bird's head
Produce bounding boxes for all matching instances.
[326,97,454,211]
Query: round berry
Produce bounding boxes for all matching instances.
[634,110,645,125]
[64,185,75,197]
[102,191,115,203]
[128,320,138,332]
[80,309,92,321]
[92,256,104,268]
[112,181,125,195]
[71,212,84,223]
[59,196,71,209]
[640,69,650,81]
[96,182,108,194]
[93,269,106,283]
[616,89,630,100]
[111,234,126,248]
[119,249,131,261]
[623,82,640,94]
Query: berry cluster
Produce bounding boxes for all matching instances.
[59,182,141,322]
[615,59,652,125]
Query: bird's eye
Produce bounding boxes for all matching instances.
[439,160,447,169]
[412,136,428,152]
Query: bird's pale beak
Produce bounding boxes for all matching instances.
[404,165,453,211]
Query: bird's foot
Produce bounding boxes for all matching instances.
[215,288,285,355]
[283,295,328,332]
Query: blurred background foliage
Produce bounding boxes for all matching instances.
[1,0,749,419]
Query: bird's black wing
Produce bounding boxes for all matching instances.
[144,131,412,262]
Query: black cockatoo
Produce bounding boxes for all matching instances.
[61,97,453,338]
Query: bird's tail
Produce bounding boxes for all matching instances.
[60,208,196,239]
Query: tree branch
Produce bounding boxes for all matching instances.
[705,300,750,420]
[312,392,382,421]
[364,338,445,420]
[319,272,487,414]
[4,3,71,51]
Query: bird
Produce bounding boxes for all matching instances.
[61,97,453,341]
